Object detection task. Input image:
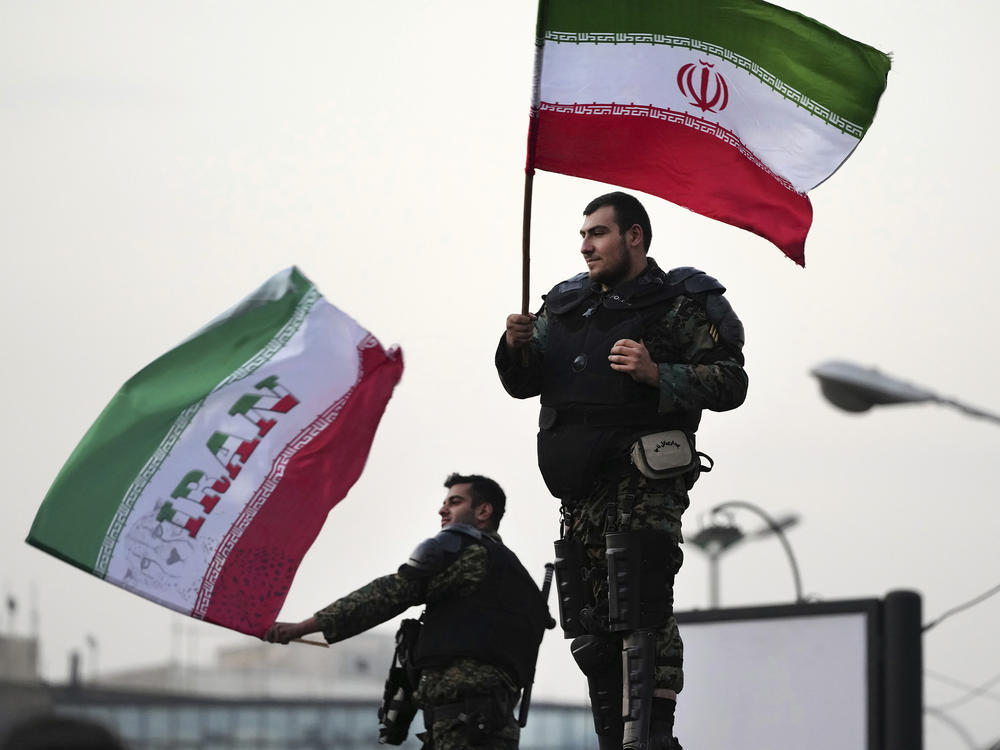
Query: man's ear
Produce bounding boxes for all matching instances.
[627,223,643,250]
[475,502,493,525]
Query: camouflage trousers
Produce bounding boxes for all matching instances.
[417,689,520,749]
[563,470,689,693]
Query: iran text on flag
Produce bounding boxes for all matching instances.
[528,0,891,265]
[27,268,403,637]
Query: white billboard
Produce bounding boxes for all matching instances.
[673,593,921,750]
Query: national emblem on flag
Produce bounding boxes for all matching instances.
[526,0,892,265]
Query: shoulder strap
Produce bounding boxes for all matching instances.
[543,273,595,315]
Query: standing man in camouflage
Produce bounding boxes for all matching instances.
[496,192,748,750]
[265,473,550,750]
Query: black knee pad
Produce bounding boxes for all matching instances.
[570,634,619,675]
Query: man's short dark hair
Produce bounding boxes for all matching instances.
[444,472,506,528]
[584,191,652,252]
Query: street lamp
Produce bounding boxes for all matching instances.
[811,360,1000,424]
[688,502,802,608]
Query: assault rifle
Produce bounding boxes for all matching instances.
[377,618,421,745]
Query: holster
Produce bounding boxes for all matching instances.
[378,619,422,745]
[553,537,588,638]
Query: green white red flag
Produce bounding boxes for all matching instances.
[27,268,403,637]
[527,0,891,265]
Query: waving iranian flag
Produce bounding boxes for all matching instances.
[27,268,403,636]
[527,0,891,265]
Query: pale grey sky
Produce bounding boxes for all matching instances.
[2,1,999,747]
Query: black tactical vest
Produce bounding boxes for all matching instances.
[535,262,738,500]
[413,535,549,687]
[546,264,709,416]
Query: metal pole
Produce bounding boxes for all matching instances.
[935,396,1000,426]
[707,542,721,608]
[883,590,923,750]
[712,500,804,603]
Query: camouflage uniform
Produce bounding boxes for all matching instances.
[565,472,689,693]
[315,534,521,749]
[496,257,748,697]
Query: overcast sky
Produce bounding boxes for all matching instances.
[2,1,999,748]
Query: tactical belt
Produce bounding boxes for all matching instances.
[422,690,509,725]
[539,405,666,430]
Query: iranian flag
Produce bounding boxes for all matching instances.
[27,268,403,637]
[528,0,891,265]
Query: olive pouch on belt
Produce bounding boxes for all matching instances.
[630,429,711,488]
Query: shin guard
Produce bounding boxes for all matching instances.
[622,629,657,750]
[571,634,624,747]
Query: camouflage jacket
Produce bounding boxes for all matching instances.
[314,531,518,705]
[496,258,748,417]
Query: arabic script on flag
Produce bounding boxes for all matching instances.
[27,267,404,636]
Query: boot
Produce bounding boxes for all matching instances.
[648,698,682,750]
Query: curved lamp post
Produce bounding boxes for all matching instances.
[811,360,1000,425]
[689,502,802,608]
[688,523,744,609]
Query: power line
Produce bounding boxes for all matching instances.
[926,668,1000,712]
[924,707,978,750]
[923,581,1000,633]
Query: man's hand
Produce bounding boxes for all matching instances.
[505,313,537,350]
[609,339,658,387]
[264,618,318,644]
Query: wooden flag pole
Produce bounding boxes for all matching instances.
[522,0,546,314]
[521,170,534,315]
[292,638,329,648]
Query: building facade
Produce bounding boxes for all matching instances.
[1,634,595,749]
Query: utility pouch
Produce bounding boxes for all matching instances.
[378,619,422,745]
[630,430,711,489]
[425,693,504,746]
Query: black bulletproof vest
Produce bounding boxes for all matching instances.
[413,536,548,687]
[543,299,678,414]
[539,265,701,433]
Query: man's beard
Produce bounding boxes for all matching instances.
[590,237,631,287]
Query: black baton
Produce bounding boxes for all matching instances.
[518,562,556,728]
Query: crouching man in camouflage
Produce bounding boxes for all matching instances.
[265,473,551,749]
